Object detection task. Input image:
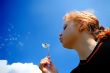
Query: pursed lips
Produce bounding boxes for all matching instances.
[59,37,63,43]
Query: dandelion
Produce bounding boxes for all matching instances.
[42,43,50,57]
[42,43,50,48]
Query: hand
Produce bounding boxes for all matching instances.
[39,56,58,73]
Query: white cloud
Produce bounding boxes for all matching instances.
[0,60,42,73]
[0,60,8,73]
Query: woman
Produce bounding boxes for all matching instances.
[39,11,110,73]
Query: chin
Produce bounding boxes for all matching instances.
[62,43,73,49]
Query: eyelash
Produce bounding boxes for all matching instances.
[64,25,67,30]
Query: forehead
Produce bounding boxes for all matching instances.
[64,20,76,27]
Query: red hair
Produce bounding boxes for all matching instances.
[98,29,110,41]
[64,11,110,41]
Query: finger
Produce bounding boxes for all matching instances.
[39,62,51,73]
[40,58,51,64]
[50,62,55,68]
[39,62,49,70]
[40,59,50,65]
[44,56,51,61]
[40,59,51,68]
[39,63,44,70]
[39,57,51,69]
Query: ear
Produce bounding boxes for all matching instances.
[78,21,87,32]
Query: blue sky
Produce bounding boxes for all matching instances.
[0,0,110,73]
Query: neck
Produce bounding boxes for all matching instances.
[73,33,97,60]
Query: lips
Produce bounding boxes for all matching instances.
[59,37,63,43]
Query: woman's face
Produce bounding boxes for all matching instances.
[59,21,80,49]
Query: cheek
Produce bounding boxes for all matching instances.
[63,27,78,44]
[62,32,78,48]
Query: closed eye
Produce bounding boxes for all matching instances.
[64,24,67,30]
